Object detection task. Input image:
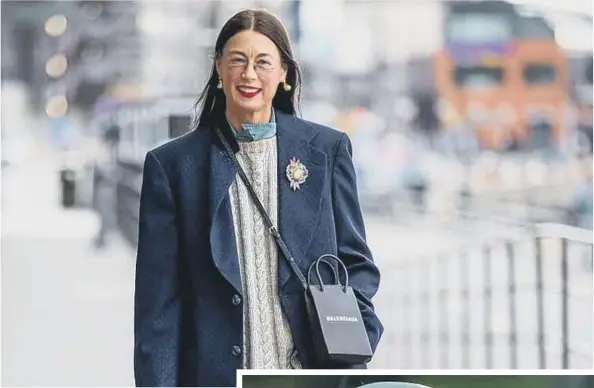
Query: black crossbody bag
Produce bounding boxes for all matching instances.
[216,128,373,366]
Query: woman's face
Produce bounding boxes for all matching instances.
[216,30,287,117]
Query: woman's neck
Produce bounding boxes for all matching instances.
[226,106,272,132]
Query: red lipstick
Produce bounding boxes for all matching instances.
[237,87,261,99]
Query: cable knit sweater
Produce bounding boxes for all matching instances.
[228,136,302,370]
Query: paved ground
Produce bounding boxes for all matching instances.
[2,158,136,387]
[1,155,591,386]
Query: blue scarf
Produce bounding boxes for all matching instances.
[227,109,276,142]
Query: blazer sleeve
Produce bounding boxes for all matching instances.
[331,133,384,367]
[134,151,181,387]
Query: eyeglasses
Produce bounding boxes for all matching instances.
[225,57,275,75]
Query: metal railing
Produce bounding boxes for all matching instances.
[371,223,593,369]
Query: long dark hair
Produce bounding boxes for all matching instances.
[191,9,302,130]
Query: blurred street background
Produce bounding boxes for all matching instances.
[1,0,592,386]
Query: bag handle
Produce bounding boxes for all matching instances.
[215,127,309,291]
[316,254,349,293]
[307,257,340,291]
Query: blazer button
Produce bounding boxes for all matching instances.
[232,294,242,306]
[231,345,242,357]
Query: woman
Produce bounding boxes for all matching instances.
[134,9,383,387]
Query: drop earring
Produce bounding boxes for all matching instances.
[283,81,292,92]
[217,78,223,89]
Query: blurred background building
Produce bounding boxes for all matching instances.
[1,0,592,385]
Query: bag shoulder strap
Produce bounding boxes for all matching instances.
[215,127,308,290]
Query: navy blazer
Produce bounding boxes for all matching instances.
[134,111,383,387]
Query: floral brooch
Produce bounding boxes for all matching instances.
[286,157,308,191]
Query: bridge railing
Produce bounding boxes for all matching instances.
[371,223,593,369]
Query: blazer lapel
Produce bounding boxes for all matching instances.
[275,113,328,292]
[209,129,243,295]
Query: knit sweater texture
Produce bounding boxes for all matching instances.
[228,136,301,369]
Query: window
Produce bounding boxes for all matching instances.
[445,14,512,45]
[454,66,504,89]
[523,64,556,85]
[516,17,554,39]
